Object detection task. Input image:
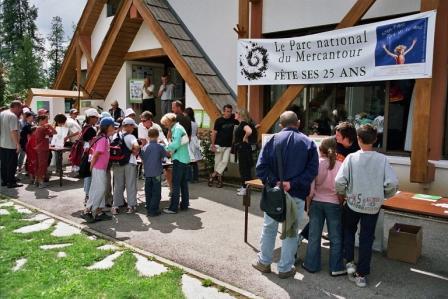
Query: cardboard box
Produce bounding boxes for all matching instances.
[387,223,422,264]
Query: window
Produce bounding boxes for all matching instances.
[107,0,121,17]
[265,79,415,154]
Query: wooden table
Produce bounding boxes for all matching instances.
[50,147,71,187]
[243,179,448,242]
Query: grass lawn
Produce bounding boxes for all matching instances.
[0,202,186,299]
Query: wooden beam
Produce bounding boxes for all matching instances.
[133,0,221,121]
[76,43,82,93]
[79,0,107,35]
[258,0,377,134]
[85,0,134,94]
[237,0,250,110]
[130,3,141,20]
[410,0,447,183]
[124,48,166,60]
[249,0,263,123]
[78,35,93,70]
[53,33,77,89]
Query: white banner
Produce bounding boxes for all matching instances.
[237,11,436,85]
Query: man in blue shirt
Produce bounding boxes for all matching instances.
[253,111,319,279]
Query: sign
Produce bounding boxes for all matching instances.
[36,100,50,113]
[193,109,211,129]
[237,11,436,85]
[129,79,144,103]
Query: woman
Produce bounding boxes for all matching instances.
[82,108,100,204]
[234,109,255,196]
[184,107,202,183]
[142,76,156,116]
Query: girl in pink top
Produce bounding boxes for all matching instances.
[82,117,115,223]
[303,137,346,276]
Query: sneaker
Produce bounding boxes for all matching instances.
[8,183,23,188]
[346,262,357,275]
[126,207,136,214]
[237,187,244,192]
[251,261,271,273]
[331,269,347,277]
[82,212,95,223]
[278,266,296,279]
[163,208,177,214]
[237,188,247,196]
[353,273,367,287]
[111,207,119,215]
[96,213,112,221]
[147,211,161,217]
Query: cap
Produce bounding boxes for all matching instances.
[122,117,137,127]
[85,108,99,118]
[100,111,112,119]
[37,108,48,116]
[100,117,115,127]
[125,108,136,117]
[22,107,31,113]
[70,109,79,114]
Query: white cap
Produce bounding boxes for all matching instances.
[85,108,99,118]
[22,107,31,113]
[122,117,137,127]
[125,108,136,117]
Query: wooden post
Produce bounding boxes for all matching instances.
[410,0,447,183]
[236,0,250,110]
[75,41,82,111]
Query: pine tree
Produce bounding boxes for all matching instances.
[0,63,6,106]
[8,36,44,96]
[47,16,66,86]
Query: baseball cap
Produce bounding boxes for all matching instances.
[37,108,48,116]
[100,111,112,119]
[100,117,115,127]
[70,108,79,114]
[85,108,99,118]
[125,108,136,117]
[122,117,137,127]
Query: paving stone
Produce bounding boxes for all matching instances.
[14,219,55,234]
[181,275,234,299]
[97,244,119,251]
[133,253,168,277]
[0,209,10,215]
[40,243,72,250]
[14,205,32,214]
[0,226,5,230]
[24,214,50,222]
[12,258,27,272]
[57,252,67,258]
[51,222,81,237]
[87,251,123,270]
[0,202,14,207]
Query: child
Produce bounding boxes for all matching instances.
[335,124,398,287]
[25,126,37,183]
[82,117,115,223]
[140,128,167,217]
[34,115,57,188]
[303,137,346,276]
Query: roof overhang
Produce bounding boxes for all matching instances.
[26,88,86,106]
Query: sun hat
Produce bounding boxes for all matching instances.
[125,108,136,117]
[37,108,48,116]
[100,117,115,127]
[85,108,99,118]
[122,117,137,127]
[100,111,112,119]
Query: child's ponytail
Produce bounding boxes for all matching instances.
[319,137,337,170]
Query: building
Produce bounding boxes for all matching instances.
[28,0,447,196]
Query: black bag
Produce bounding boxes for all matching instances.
[109,133,131,166]
[78,136,105,178]
[260,136,286,222]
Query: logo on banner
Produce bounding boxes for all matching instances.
[239,42,269,81]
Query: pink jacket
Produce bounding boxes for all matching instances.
[310,157,342,204]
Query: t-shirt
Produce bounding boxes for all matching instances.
[142,84,155,100]
[138,122,167,144]
[336,137,360,162]
[0,110,19,149]
[234,121,255,144]
[159,83,175,101]
[20,122,33,149]
[91,136,110,170]
[141,141,167,177]
[310,158,342,205]
[65,118,81,143]
[35,126,54,152]
[213,117,238,147]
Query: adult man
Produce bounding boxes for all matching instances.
[109,100,125,122]
[69,109,81,126]
[171,100,191,138]
[253,111,318,279]
[0,100,23,188]
[138,111,167,145]
[158,75,175,115]
[111,117,140,214]
[209,104,238,188]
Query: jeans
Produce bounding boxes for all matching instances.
[237,143,253,187]
[169,160,189,212]
[84,177,92,195]
[0,148,18,186]
[18,149,26,169]
[343,204,379,276]
[304,201,344,273]
[145,176,162,214]
[190,162,199,182]
[258,196,305,273]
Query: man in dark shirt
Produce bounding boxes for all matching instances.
[209,104,238,187]
[171,100,192,138]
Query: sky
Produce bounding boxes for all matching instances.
[29,0,87,44]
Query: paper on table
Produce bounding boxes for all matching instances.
[51,127,68,148]
[412,194,442,201]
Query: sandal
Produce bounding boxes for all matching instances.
[208,173,216,187]
[216,175,223,188]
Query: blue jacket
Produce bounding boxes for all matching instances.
[256,127,319,200]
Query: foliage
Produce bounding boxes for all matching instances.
[0,64,5,106]
[47,16,66,86]
[201,278,213,287]
[200,130,215,173]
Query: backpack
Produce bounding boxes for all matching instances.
[78,136,106,178]
[69,125,92,167]
[109,133,131,166]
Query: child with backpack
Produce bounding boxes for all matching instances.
[82,117,115,223]
[302,137,346,276]
[34,115,57,188]
[335,124,398,287]
[111,117,141,215]
[140,128,167,217]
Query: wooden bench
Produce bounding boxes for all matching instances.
[242,179,448,242]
